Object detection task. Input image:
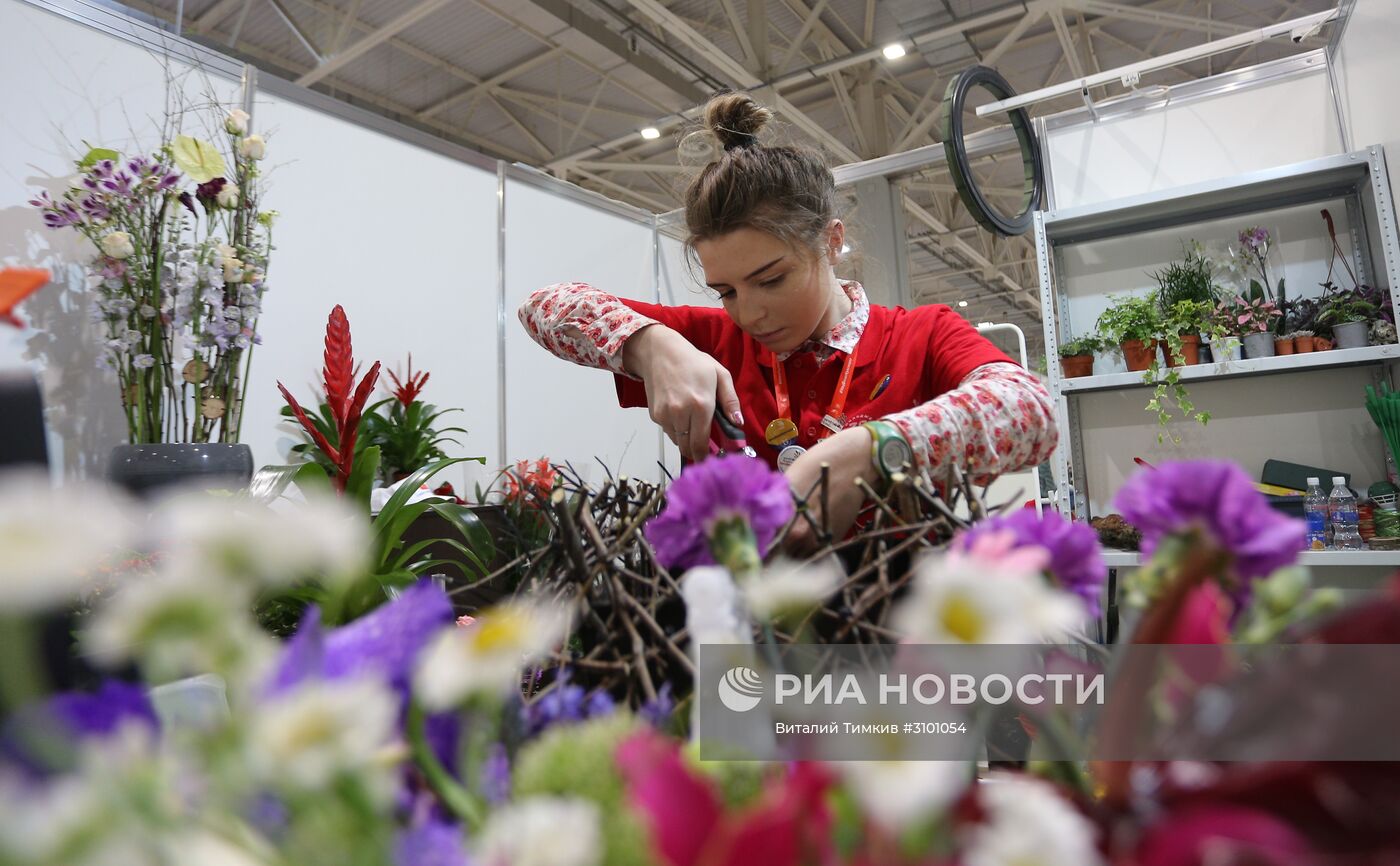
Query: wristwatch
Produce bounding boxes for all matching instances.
[862,420,913,484]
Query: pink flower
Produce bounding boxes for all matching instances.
[455,614,476,629]
[1134,805,1314,866]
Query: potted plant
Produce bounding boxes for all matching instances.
[1161,299,1216,367]
[366,355,471,482]
[1096,295,1163,373]
[1057,336,1103,378]
[30,108,274,494]
[1275,334,1296,355]
[1290,330,1315,353]
[1234,225,1288,336]
[1318,289,1379,349]
[1219,295,1282,359]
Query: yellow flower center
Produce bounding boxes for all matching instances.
[939,593,984,643]
[470,610,527,653]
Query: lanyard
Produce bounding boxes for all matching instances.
[771,348,858,441]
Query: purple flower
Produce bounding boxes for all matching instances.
[394,818,469,866]
[265,578,454,702]
[195,177,227,205]
[639,682,675,729]
[1239,226,1271,256]
[1,680,158,776]
[155,170,181,192]
[101,171,134,196]
[91,159,115,179]
[178,191,196,216]
[520,668,613,736]
[27,191,53,209]
[1115,460,1304,583]
[41,203,80,229]
[481,742,511,805]
[956,509,1107,617]
[644,454,794,572]
[79,196,110,221]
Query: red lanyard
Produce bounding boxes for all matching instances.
[771,349,858,441]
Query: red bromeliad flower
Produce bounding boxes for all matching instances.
[386,354,430,407]
[503,458,557,505]
[278,305,380,492]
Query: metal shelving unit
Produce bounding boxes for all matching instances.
[1102,549,1400,568]
[1036,147,1400,568]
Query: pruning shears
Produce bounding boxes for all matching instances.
[710,408,757,458]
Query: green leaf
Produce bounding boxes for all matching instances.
[79,147,119,169]
[427,500,495,565]
[171,134,227,183]
[346,445,382,511]
[248,461,332,503]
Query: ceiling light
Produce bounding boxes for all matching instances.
[640,126,660,140]
[882,43,906,60]
[957,300,968,308]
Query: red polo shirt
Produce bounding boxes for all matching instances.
[613,299,1013,467]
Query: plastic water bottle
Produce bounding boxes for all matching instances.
[1303,477,1328,551]
[1328,476,1365,551]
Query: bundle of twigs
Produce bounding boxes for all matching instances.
[448,460,1010,712]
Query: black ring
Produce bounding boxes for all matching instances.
[939,65,1044,237]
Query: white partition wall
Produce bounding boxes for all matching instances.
[0,0,242,477]
[1333,0,1400,205]
[242,90,500,493]
[503,172,662,485]
[1043,54,1343,210]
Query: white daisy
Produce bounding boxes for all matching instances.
[248,676,398,793]
[743,556,842,624]
[476,797,602,866]
[413,599,566,709]
[961,774,1105,866]
[0,471,136,612]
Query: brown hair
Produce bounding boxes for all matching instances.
[682,92,839,264]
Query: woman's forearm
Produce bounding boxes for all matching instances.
[518,282,658,375]
[883,363,1058,484]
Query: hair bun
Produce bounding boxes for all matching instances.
[704,92,772,151]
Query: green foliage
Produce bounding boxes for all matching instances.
[1096,294,1163,345]
[1163,299,1216,339]
[280,398,389,478]
[1057,335,1106,358]
[364,400,468,481]
[513,714,656,866]
[1318,288,1381,327]
[1151,247,1217,309]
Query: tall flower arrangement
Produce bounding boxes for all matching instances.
[29,107,274,444]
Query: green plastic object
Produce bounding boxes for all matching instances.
[1261,459,1349,493]
[1369,481,1399,499]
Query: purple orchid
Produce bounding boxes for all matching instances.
[644,454,794,573]
[101,171,134,197]
[394,818,470,866]
[956,508,1108,617]
[265,578,454,701]
[1,680,158,777]
[1115,460,1304,583]
[79,195,110,222]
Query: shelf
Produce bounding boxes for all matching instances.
[1040,149,1378,245]
[1059,344,1400,395]
[1102,549,1400,568]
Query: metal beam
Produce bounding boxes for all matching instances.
[191,0,245,32]
[525,0,710,103]
[748,0,770,77]
[486,93,553,158]
[329,0,364,55]
[1069,0,1251,36]
[777,0,833,74]
[265,0,323,62]
[716,0,758,69]
[418,46,565,120]
[983,6,1046,67]
[1049,8,1085,80]
[297,0,456,87]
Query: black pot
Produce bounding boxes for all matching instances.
[108,442,254,497]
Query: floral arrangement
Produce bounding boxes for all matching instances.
[1234,226,1287,330]
[29,108,275,444]
[9,453,1400,866]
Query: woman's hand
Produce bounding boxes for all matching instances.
[624,325,743,463]
[782,426,879,555]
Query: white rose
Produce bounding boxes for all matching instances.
[216,242,238,264]
[223,257,245,283]
[225,109,250,135]
[238,135,265,160]
[100,231,134,260]
[216,182,240,209]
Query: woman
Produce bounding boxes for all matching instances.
[520,92,1057,550]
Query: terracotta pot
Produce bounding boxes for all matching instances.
[1163,333,1202,367]
[1294,336,1315,353]
[1274,337,1296,355]
[1315,337,1335,350]
[1060,354,1095,378]
[1120,339,1159,372]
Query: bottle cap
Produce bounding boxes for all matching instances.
[1333,476,1347,485]
[1307,477,1320,485]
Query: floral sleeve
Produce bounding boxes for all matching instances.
[883,363,1058,485]
[518,282,659,376]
